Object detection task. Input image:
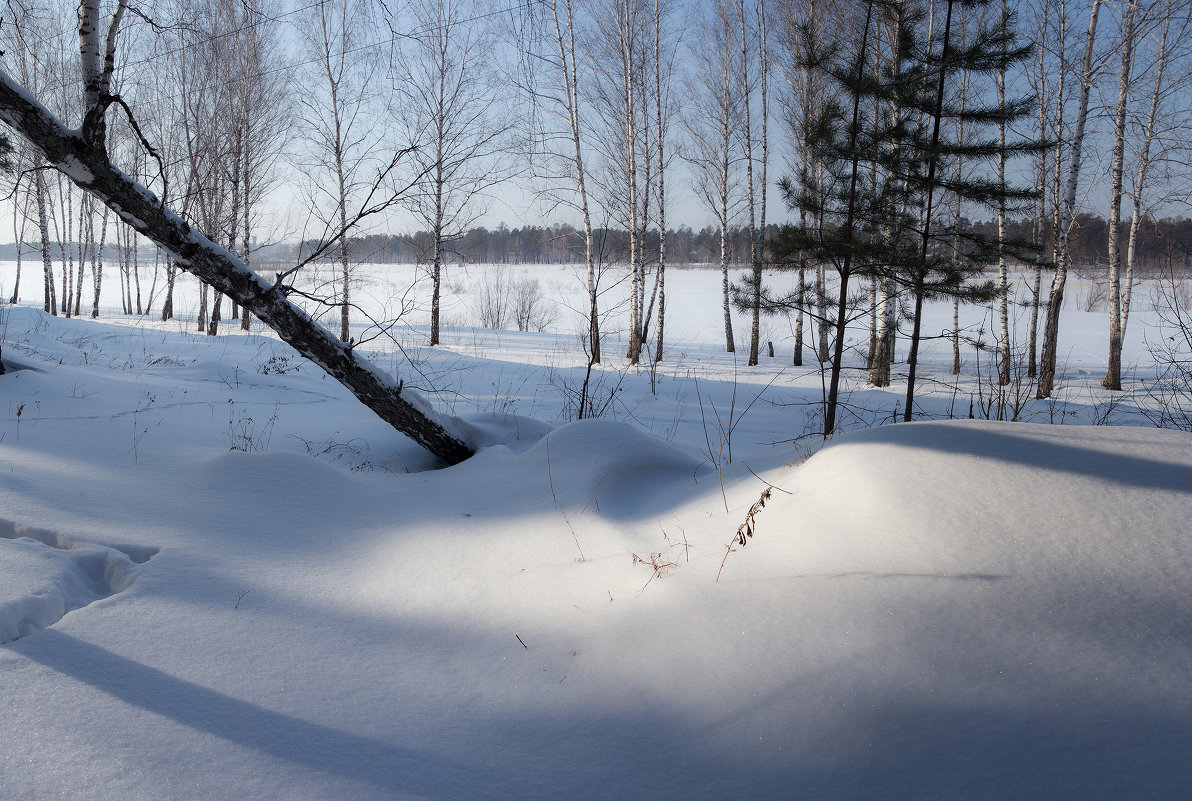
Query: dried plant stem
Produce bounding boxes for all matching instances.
[716,488,772,583]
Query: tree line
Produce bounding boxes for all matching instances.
[9,213,1192,272]
[293,214,1192,269]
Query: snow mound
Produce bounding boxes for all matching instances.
[782,419,1192,576]
[513,418,706,518]
[0,519,156,644]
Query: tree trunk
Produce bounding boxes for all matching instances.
[996,5,1010,386]
[10,176,25,304]
[793,258,804,366]
[868,278,893,386]
[35,171,56,316]
[91,205,109,317]
[653,0,668,364]
[550,0,599,364]
[720,222,735,352]
[741,0,760,366]
[1039,0,1102,399]
[1122,2,1168,351]
[1103,0,1137,391]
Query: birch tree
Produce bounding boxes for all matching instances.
[1121,1,1190,342]
[520,0,603,363]
[737,0,770,366]
[1102,0,1139,391]
[590,0,647,363]
[647,0,680,362]
[1038,0,1103,399]
[296,0,381,343]
[685,0,742,354]
[1103,0,1188,389]
[1023,0,1063,378]
[393,0,512,347]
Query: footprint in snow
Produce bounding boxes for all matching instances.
[0,518,157,645]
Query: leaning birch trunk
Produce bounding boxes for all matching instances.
[0,68,474,466]
[1038,0,1102,399]
[1103,0,1137,391]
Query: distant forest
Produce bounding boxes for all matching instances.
[6,214,1192,272]
[294,214,1192,271]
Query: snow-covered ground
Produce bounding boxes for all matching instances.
[1,260,1190,799]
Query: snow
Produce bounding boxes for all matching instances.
[1,262,1191,799]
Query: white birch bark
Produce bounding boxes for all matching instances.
[1122,1,1173,348]
[1038,0,1102,399]
[1103,0,1138,391]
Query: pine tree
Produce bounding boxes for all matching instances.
[765,0,1046,435]
[890,0,1046,422]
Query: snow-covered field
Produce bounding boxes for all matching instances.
[1,259,1190,799]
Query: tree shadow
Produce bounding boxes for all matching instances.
[861,421,1192,494]
[18,629,497,799]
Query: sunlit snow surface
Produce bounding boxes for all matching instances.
[1,263,1190,799]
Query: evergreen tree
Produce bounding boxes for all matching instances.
[765,0,1045,436]
[890,0,1046,422]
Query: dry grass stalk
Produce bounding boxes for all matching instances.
[716,487,772,582]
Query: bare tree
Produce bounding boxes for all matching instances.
[1023,0,1063,378]
[1102,0,1139,391]
[685,0,742,354]
[996,0,1011,385]
[1103,0,1189,389]
[1122,0,1191,344]
[1038,0,1103,399]
[296,0,381,343]
[2,0,64,315]
[234,0,292,331]
[393,0,513,347]
[589,0,647,364]
[520,0,603,363]
[651,0,680,363]
[737,0,769,366]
